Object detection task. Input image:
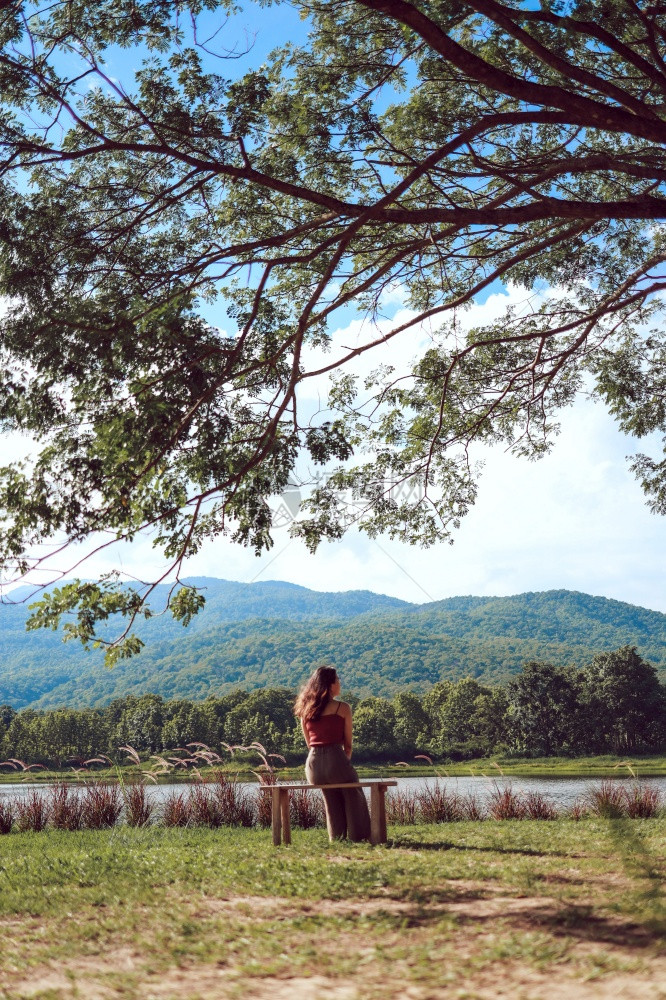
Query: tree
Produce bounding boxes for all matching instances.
[392,690,429,755]
[353,697,397,757]
[422,680,455,732]
[505,661,585,757]
[222,687,298,751]
[581,646,666,753]
[3,2,666,653]
[472,687,510,755]
[113,693,165,752]
[439,679,485,748]
[37,707,105,765]
[161,699,207,748]
[2,709,41,763]
[423,677,504,758]
[0,705,16,737]
[197,694,241,747]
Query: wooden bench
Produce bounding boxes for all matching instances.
[259,781,398,846]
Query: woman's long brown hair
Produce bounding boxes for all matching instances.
[293,666,338,722]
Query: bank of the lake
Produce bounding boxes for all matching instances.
[2,752,665,785]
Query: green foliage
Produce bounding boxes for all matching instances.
[392,691,430,755]
[27,577,149,665]
[2,648,665,767]
[1,3,666,644]
[3,582,666,710]
[353,697,397,758]
[581,646,666,753]
[506,662,586,757]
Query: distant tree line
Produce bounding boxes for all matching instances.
[1,647,665,767]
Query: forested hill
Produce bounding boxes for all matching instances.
[5,577,411,628]
[1,580,665,709]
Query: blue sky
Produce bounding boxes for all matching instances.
[3,2,666,613]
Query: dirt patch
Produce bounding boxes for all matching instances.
[4,893,665,1000]
[10,962,666,1000]
[8,963,357,1000]
[458,967,666,1000]
[8,948,141,999]
[191,890,656,939]
[536,870,634,888]
[190,881,507,919]
[143,971,357,1000]
[6,970,116,1000]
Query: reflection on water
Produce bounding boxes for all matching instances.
[1,773,664,809]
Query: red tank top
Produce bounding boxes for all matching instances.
[305,706,345,746]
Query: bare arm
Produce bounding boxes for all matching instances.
[343,703,353,760]
[300,717,310,748]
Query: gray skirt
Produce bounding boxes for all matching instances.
[305,745,371,842]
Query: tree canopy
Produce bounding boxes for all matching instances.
[2,1,666,655]
[3,585,666,708]
[2,649,665,765]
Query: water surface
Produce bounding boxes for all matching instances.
[1,773,664,810]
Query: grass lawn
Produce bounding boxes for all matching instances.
[0,818,664,999]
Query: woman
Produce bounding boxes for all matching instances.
[294,665,371,842]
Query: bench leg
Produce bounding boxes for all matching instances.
[378,784,388,843]
[370,784,388,845]
[370,785,386,844]
[271,787,282,846]
[280,789,291,845]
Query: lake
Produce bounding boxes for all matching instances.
[1,774,664,810]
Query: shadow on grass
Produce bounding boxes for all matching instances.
[604,816,666,937]
[385,819,665,948]
[387,836,573,858]
[458,904,659,949]
[364,892,662,949]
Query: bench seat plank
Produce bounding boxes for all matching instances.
[258,781,398,791]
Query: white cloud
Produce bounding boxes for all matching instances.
[180,293,666,612]
[299,282,543,410]
[171,391,666,612]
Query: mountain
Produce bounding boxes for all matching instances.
[1,580,665,709]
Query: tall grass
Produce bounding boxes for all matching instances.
[162,774,256,828]
[586,780,662,819]
[48,782,84,831]
[587,779,628,819]
[387,781,488,823]
[289,788,325,829]
[416,780,465,822]
[568,799,588,821]
[123,783,154,828]
[2,765,662,834]
[387,782,557,823]
[190,782,223,827]
[461,791,486,822]
[386,788,418,825]
[210,773,255,827]
[623,783,661,819]
[522,790,558,820]
[256,773,276,829]
[487,783,527,820]
[15,790,48,832]
[0,799,13,834]
[82,783,123,829]
[162,792,191,827]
